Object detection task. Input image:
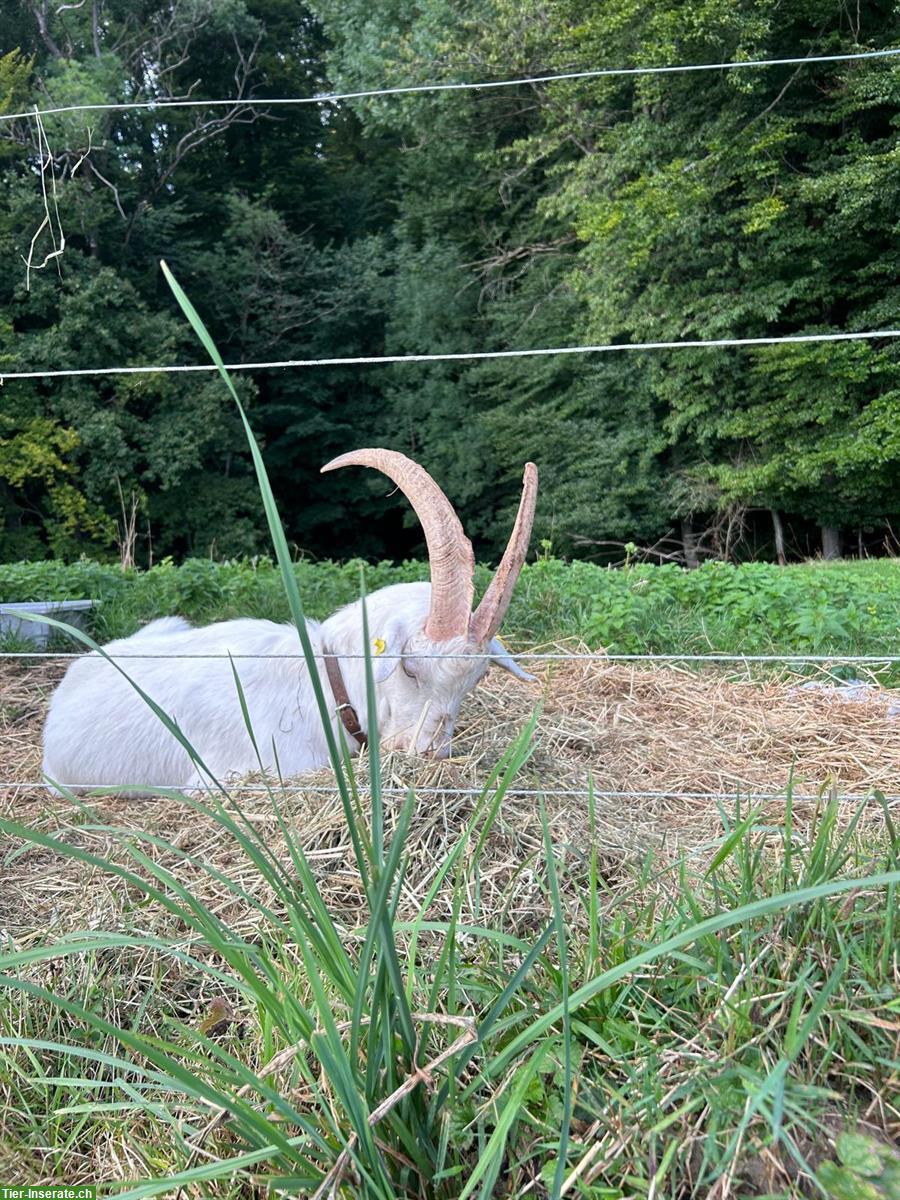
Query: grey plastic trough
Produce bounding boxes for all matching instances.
[0,599,95,648]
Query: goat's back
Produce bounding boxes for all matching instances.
[41,616,325,792]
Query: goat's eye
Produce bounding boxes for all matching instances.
[401,659,419,684]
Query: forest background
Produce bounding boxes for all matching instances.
[1,0,898,570]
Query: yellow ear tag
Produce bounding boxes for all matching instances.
[373,637,386,657]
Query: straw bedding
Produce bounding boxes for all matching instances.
[1,646,897,938]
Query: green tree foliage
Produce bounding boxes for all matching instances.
[315,0,900,558]
[557,0,900,539]
[0,0,399,562]
[1,0,898,564]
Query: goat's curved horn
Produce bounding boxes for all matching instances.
[470,463,538,644]
[321,448,474,641]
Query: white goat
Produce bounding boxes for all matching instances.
[42,449,538,793]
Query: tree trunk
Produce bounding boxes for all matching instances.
[681,520,700,569]
[821,525,842,560]
[35,1,63,58]
[771,509,787,565]
[92,0,101,57]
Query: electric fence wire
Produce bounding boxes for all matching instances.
[3,328,900,383]
[0,45,897,124]
[0,781,897,803]
[2,649,900,663]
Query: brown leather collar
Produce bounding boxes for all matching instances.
[323,653,368,748]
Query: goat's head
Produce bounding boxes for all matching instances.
[320,449,538,758]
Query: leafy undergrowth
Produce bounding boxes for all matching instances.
[3,557,900,674]
[1,783,898,1198]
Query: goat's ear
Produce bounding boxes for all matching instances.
[488,637,537,683]
[367,616,408,684]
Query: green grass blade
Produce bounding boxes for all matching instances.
[484,869,900,1081]
[160,259,371,886]
[458,1042,552,1200]
[541,798,572,1200]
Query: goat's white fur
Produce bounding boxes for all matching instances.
[42,582,533,794]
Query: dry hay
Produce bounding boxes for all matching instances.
[1,645,897,941]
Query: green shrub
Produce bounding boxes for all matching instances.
[2,555,900,661]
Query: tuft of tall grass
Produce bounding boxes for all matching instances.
[1,267,898,1197]
[2,789,897,1195]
